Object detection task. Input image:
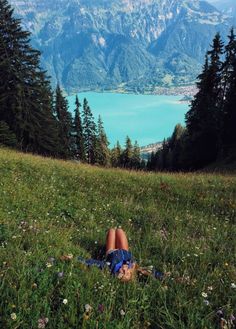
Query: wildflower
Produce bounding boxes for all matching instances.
[38,317,49,329]
[207,286,213,291]
[57,272,64,278]
[62,299,68,305]
[83,313,90,320]
[231,283,236,289]
[48,257,55,264]
[217,309,224,318]
[95,241,98,244]
[85,304,92,313]
[98,304,105,313]
[32,283,38,289]
[201,292,208,298]
[224,262,229,267]
[46,263,52,268]
[203,299,210,306]
[11,313,17,320]
[229,315,236,324]
[120,309,125,316]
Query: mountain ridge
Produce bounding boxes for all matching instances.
[9,0,232,93]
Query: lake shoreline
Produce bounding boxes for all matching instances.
[68,85,197,98]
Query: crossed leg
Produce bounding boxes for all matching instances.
[105,228,129,255]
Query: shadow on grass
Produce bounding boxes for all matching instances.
[78,236,106,260]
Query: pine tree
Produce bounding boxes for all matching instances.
[168,124,186,170]
[0,121,17,146]
[140,159,147,170]
[222,28,236,156]
[82,98,97,164]
[96,115,110,166]
[122,136,133,168]
[55,85,73,158]
[0,0,60,156]
[160,139,169,170]
[147,151,156,171]
[73,95,85,160]
[131,140,141,169]
[185,33,224,168]
[34,74,61,156]
[111,141,122,167]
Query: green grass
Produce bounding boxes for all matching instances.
[0,147,236,329]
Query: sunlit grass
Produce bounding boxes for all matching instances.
[0,147,236,328]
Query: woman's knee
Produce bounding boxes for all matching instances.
[116,228,125,235]
[107,228,116,236]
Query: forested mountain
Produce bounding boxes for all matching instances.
[9,0,232,93]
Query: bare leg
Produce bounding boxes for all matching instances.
[106,228,116,255]
[115,229,129,251]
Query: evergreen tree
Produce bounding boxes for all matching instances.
[111,141,122,167]
[140,159,147,170]
[186,33,224,168]
[222,28,236,155]
[131,140,141,169]
[0,121,17,146]
[0,0,60,156]
[82,98,97,164]
[73,95,85,160]
[147,151,156,171]
[55,85,73,158]
[35,75,61,156]
[96,115,110,166]
[122,136,133,168]
[159,139,169,171]
[168,124,186,170]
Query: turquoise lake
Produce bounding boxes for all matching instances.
[67,92,189,147]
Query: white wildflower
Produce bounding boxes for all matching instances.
[85,304,92,312]
[11,313,17,320]
[120,309,125,316]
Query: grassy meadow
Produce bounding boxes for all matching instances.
[0,147,236,329]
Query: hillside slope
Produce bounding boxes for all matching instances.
[0,147,236,328]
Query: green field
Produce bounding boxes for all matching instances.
[0,147,236,329]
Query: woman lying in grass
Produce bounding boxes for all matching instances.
[105,228,136,282]
[78,228,165,282]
